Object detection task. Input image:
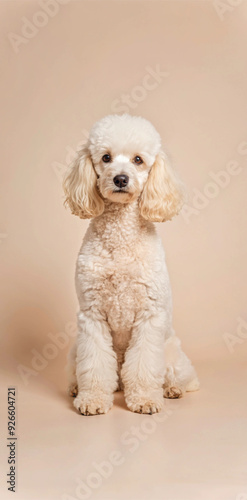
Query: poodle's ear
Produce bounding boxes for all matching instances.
[139,151,185,222]
[63,145,104,219]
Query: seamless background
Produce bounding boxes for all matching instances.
[0,1,247,500]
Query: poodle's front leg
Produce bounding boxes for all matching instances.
[74,311,118,415]
[121,311,166,414]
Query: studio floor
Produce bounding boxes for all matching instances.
[1,355,247,500]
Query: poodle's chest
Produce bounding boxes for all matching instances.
[99,266,147,332]
[77,257,156,333]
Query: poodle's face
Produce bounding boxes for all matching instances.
[88,115,161,204]
[63,114,185,222]
[92,151,153,204]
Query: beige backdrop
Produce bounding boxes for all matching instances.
[1,1,247,500]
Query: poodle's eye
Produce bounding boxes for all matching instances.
[102,154,111,163]
[133,156,143,165]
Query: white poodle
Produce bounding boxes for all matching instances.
[63,114,199,415]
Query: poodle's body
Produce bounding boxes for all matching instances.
[64,114,199,415]
[76,200,172,389]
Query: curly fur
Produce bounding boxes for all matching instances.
[63,148,104,219]
[64,113,199,415]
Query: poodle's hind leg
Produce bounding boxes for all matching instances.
[67,341,78,397]
[115,348,125,392]
[163,335,200,399]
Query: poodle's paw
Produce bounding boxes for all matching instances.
[68,382,78,397]
[73,391,113,416]
[125,392,164,414]
[186,377,200,392]
[163,386,183,399]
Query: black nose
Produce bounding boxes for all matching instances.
[113,175,129,189]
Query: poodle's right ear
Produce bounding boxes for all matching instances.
[63,145,104,219]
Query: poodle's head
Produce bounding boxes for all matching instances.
[63,114,185,222]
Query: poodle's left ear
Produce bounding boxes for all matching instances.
[63,145,104,219]
[139,151,185,222]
